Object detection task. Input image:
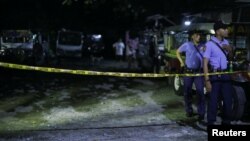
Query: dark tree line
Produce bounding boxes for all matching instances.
[0,0,238,30]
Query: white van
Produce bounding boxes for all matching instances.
[56,30,83,58]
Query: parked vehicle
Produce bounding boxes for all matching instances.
[152,38,167,73]
[135,31,167,73]
[56,30,83,58]
[84,34,105,63]
[0,30,47,65]
[136,32,153,72]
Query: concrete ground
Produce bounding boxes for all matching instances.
[0,58,231,141]
[0,124,207,141]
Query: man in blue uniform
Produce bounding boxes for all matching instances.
[176,30,206,122]
[203,21,233,125]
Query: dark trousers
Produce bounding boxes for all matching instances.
[207,74,233,125]
[183,76,205,117]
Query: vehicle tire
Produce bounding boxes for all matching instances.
[170,75,184,96]
[231,85,246,120]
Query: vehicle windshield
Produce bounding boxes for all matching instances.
[157,40,164,44]
[1,30,32,43]
[2,36,31,43]
[173,32,189,49]
[58,32,82,45]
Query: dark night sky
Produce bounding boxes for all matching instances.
[0,0,238,32]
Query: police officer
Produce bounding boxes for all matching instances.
[176,30,206,122]
[203,21,233,125]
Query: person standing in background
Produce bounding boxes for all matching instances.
[113,38,125,61]
[126,37,139,69]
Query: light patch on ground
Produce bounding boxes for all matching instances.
[58,90,70,101]
[79,87,91,91]
[92,112,171,128]
[118,84,127,89]
[15,106,33,113]
[108,78,117,82]
[42,93,171,128]
[0,110,16,117]
[43,100,128,125]
[137,91,156,105]
[124,88,145,94]
[43,106,87,124]
[0,95,35,113]
[13,89,24,93]
[100,92,119,100]
[0,77,192,132]
[107,93,118,97]
[28,89,38,93]
[108,78,128,82]
[25,84,34,89]
[160,126,207,138]
[0,117,19,128]
[48,81,56,86]
[44,90,53,96]
[133,79,155,86]
[34,101,46,109]
[0,115,44,131]
[95,83,114,90]
[114,88,165,113]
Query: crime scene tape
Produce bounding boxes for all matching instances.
[0,62,248,78]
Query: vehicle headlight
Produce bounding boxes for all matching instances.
[0,49,6,55]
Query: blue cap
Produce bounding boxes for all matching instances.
[214,21,228,31]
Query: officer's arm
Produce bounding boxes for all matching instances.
[204,57,212,92]
[203,57,210,81]
[176,49,184,67]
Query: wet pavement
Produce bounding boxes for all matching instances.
[0,58,235,140]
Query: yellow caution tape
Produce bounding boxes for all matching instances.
[0,62,248,78]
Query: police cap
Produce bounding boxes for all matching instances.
[188,30,201,36]
[213,21,228,31]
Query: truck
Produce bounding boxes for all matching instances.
[56,30,84,58]
[84,34,105,64]
[134,30,167,73]
[0,30,48,65]
[162,22,250,121]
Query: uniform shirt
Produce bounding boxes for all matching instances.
[178,41,204,69]
[203,36,229,70]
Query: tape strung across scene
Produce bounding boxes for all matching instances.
[0,62,248,78]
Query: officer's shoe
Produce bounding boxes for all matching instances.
[196,115,206,130]
[196,119,207,130]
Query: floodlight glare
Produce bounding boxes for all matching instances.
[184,20,191,26]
